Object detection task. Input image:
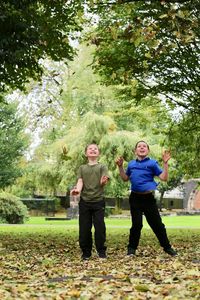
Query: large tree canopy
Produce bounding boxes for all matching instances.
[86,0,200,177]
[0,0,84,92]
[22,111,165,197]
[88,0,200,114]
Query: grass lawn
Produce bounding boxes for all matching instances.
[0,215,200,299]
[22,215,200,228]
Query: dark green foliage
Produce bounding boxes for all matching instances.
[0,102,27,188]
[88,0,200,113]
[0,0,84,92]
[0,192,29,224]
[167,112,200,177]
[86,0,200,177]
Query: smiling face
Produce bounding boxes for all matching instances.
[85,144,100,158]
[134,141,149,159]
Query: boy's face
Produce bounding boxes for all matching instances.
[135,141,149,158]
[85,144,100,158]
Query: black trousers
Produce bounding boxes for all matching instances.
[128,192,171,250]
[79,198,106,255]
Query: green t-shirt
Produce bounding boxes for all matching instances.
[77,163,109,202]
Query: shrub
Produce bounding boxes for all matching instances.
[0,192,29,224]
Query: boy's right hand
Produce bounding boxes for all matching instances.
[70,188,80,196]
[115,157,124,167]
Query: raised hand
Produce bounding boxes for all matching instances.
[162,150,171,163]
[115,157,124,167]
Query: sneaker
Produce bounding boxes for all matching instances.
[127,247,136,256]
[81,252,91,260]
[98,252,107,259]
[82,255,91,261]
[164,248,178,256]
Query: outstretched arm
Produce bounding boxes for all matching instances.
[159,150,171,181]
[116,157,129,181]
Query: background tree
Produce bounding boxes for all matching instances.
[167,112,200,177]
[88,0,200,113]
[8,44,119,155]
[0,0,84,92]
[7,59,69,154]
[0,102,27,189]
[8,43,176,199]
[16,111,169,207]
[86,0,200,177]
[57,44,119,128]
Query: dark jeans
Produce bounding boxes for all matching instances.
[128,192,171,250]
[79,198,106,256]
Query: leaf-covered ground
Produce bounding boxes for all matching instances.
[0,227,199,299]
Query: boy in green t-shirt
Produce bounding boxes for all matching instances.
[71,143,109,260]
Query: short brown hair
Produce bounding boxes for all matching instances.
[134,140,149,150]
[85,142,99,153]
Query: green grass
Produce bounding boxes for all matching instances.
[0,215,199,235]
[0,217,199,246]
[24,215,200,227]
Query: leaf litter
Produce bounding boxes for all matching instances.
[0,229,199,299]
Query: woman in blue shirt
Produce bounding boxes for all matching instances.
[116,140,177,256]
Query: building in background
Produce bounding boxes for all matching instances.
[162,179,200,211]
[163,188,184,210]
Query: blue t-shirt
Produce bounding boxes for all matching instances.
[126,157,163,192]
